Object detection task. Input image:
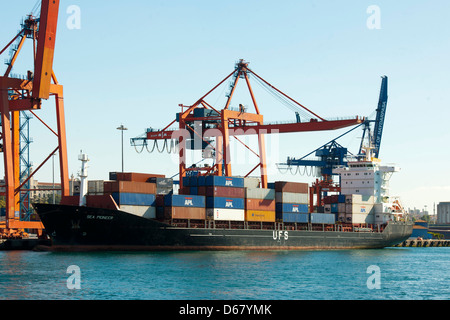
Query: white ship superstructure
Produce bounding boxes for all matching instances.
[333,147,403,225]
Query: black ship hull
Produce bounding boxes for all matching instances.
[34,204,413,251]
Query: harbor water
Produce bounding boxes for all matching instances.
[0,247,448,300]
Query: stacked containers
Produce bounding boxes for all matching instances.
[345,194,375,224]
[203,176,245,221]
[163,194,206,220]
[324,194,346,222]
[274,181,310,223]
[103,172,169,219]
[245,188,276,222]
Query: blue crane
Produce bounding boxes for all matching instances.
[279,75,388,178]
[359,76,388,159]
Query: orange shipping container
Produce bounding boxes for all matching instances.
[245,209,275,222]
[104,181,156,194]
[274,181,309,194]
[246,198,275,211]
[164,207,206,220]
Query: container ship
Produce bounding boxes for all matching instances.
[34,155,413,251]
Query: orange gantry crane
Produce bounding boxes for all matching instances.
[0,0,69,237]
[132,60,364,188]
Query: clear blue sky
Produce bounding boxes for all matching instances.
[1,0,449,213]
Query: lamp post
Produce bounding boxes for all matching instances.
[117,124,128,172]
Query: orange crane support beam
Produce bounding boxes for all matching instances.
[32,0,60,100]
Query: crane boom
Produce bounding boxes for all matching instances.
[372,76,388,158]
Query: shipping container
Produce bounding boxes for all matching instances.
[164,207,206,220]
[243,177,260,189]
[324,204,331,213]
[189,186,198,195]
[331,203,339,213]
[156,187,173,195]
[310,213,335,224]
[155,194,165,207]
[88,180,104,194]
[245,209,275,222]
[276,203,309,213]
[115,172,165,182]
[104,181,156,194]
[275,191,308,204]
[246,198,276,211]
[345,194,375,204]
[346,212,375,224]
[178,187,190,195]
[205,186,245,198]
[338,203,346,213]
[86,195,119,210]
[148,177,173,188]
[206,197,245,209]
[112,193,156,206]
[245,188,275,200]
[338,195,346,203]
[277,212,309,223]
[205,176,244,188]
[182,176,190,187]
[164,194,205,208]
[206,208,245,221]
[345,203,374,214]
[119,205,156,219]
[274,181,308,194]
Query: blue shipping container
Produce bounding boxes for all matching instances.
[206,197,245,209]
[338,195,346,203]
[112,193,156,206]
[190,187,198,195]
[277,213,309,223]
[205,176,244,188]
[276,203,309,213]
[310,213,335,224]
[331,203,339,213]
[164,194,205,207]
[182,176,190,187]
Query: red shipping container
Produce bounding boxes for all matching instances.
[197,186,206,196]
[179,187,190,195]
[115,172,165,182]
[86,195,119,210]
[274,181,309,194]
[205,186,245,198]
[246,198,276,211]
[164,207,206,220]
[103,181,156,194]
[155,194,165,207]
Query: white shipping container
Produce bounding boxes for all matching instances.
[275,192,308,204]
[206,208,245,221]
[324,204,332,213]
[243,177,260,189]
[345,203,374,214]
[346,212,375,224]
[119,205,156,219]
[345,194,374,204]
[246,188,275,200]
